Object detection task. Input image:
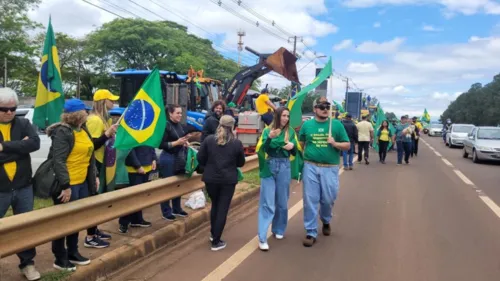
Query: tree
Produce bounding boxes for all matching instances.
[385,112,397,120]
[0,0,41,94]
[441,74,500,126]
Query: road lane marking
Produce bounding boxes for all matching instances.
[453,170,474,185]
[479,196,500,218]
[202,170,344,281]
[434,151,442,157]
[441,158,454,167]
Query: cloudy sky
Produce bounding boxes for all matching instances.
[28,0,500,118]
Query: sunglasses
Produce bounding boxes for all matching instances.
[0,107,17,113]
[315,104,330,111]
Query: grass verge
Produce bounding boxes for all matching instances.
[4,197,53,217]
[242,169,260,186]
[40,270,72,281]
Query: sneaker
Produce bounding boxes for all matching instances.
[119,224,128,234]
[258,242,269,251]
[274,233,284,240]
[84,236,110,249]
[211,240,227,251]
[20,265,41,281]
[349,166,353,170]
[381,160,386,164]
[173,210,189,217]
[322,223,331,236]
[365,159,369,165]
[209,235,213,242]
[163,214,176,221]
[53,259,76,272]
[405,161,409,164]
[96,229,112,240]
[130,220,152,228]
[68,252,91,266]
[303,235,316,247]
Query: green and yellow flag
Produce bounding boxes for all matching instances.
[256,127,303,180]
[115,68,167,149]
[334,100,345,113]
[185,147,199,178]
[372,104,396,152]
[287,57,333,129]
[422,108,431,123]
[34,18,64,129]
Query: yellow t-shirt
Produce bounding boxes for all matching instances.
[379,129,390,142]
[0,123,17,181]
[356,121,374,142]
[86,114,111,163]
[126,165,152,173]
[66,129,94,185]
[255,94,272,115]
[415,122,423,131]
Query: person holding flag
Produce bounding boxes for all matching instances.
[299,97,350,247]
[376,120,392,164]
[255,107,301,251]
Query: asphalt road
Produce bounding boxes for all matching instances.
[107,135,500,281]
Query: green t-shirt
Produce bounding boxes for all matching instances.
[299,118,349,165]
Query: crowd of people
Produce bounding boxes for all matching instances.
[0,84,425,280]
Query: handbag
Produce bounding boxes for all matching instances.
[170,123,188,175]
[32,158,62,199]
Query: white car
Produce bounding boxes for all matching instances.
[427,123,443,137]
[446,124,475,148]
[463,127,500,163]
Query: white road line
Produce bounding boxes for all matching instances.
[479,196,500,218]
[202,170,344,281]
[454,169,474,185]
[441,158,454,167]
[434,151,442,157]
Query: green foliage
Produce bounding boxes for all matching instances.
[5,197,53,217]
[441,74,500,126]
[243,170,260,186]
[40,270,72,281]
[302,92,320,114]
[385,112,397,121]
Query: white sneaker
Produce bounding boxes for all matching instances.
[274,234,284,240]
[259,242,269,251]
[21,265,41,281]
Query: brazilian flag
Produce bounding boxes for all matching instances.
[287,57,332,129]
[256,127,303,181]
[185,146,244,180]
[33,18,64,129]
[115,68,167,149]
[372,104,396,152]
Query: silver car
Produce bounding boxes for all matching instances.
[446,124,475,148]
[428,123,443,137]
[462,126,500,163]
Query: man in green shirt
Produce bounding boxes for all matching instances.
[299,97,350,247]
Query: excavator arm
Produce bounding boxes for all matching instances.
[224,46,300,106]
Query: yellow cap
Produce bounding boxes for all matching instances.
[93,89,119,101]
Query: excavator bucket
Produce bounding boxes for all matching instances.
[264,47,300,84]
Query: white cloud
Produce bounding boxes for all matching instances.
[432,91,462,101]
[347,62,380,73]
[373,22,381,28]
[422,24,443,32]
[341,0,500,16]
[357,37,405,54]
[333,39,353,51]
[393,85,409,93]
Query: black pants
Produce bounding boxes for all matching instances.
[358,141,370,161]
[205,183,236,244]
[412,138,419,156]
[119,173,148,225]
[378,141,389,161]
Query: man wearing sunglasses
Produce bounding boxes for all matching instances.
[0,87,41,280]
[299,97,350,247]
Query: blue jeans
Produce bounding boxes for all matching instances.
[258,158,291,243]
[302,163,340,238]
[342,143,355,168]
[0,185,36,268]
[52,182,89,261]
[396,141,411,164]
[159,152,182,216]
[119,173,148,225]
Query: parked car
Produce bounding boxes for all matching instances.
[446,124,475,148]
[463,126,500,163]
[427,123,443,137]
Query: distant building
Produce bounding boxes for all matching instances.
[314,67,328,97]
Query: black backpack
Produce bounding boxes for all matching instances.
[32,158,62,199]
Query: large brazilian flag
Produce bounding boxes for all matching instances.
[115,68,167,149]
[33,18,64,129]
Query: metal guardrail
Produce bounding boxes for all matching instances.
[0,155,258,258]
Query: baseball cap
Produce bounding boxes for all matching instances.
[93,89,119,102]
[313,97,331,108]
[64,99,86,113]
[219,115,235,128]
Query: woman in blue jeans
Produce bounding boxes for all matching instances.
[158,104,189,221]
[256,107,298,251]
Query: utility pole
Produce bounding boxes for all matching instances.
[76,62,81,99]
[237,29,246,67]
[344,77,349,101]
[3,57,7,87]
[288,36,303,97]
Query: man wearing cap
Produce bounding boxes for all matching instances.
[0,87,41,280]
[255,88,277,126]
[299,97,350,247]
[393,115,412,165]
[341,113,358,170]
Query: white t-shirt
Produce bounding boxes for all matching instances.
[356,121,374,142]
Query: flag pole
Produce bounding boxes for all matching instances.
[328,76,333,137]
